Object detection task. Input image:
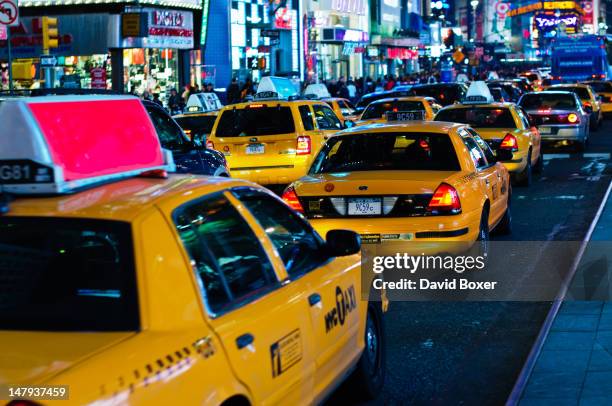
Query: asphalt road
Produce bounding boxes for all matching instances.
[329,121,612,405]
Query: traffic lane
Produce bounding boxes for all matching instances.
[328,121,612,405]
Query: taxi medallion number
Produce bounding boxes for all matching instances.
[0,160,54,184]
[246,144,265,154]
[348,198,382,215]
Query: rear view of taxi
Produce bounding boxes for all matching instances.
[207,77,346,187]
[0,96,386,405]
[356,96,435,126]
[435,82,542,186]
[583,80,612,118]
[284,122,512,248]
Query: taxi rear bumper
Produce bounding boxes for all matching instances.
[537,125,587,142]
[228,158,313,185]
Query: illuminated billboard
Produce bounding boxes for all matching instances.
[20,0,202,10]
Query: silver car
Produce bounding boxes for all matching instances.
[518,91,590,150]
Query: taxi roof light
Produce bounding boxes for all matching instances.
[462,81,495,105]
[427,183,461,214]
[281,186,304,213]
[0,96,175,195]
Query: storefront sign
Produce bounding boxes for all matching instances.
[0,24,6,40]
[121,9,194,49]
[319,0,367,15]
[20,0,202,10]
[274,7,293,30]
[386,47,418,60]
[485,0,511,44]
[90,67,106,89]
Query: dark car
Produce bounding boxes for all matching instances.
[142,101,230,177]
[408,83,468,106]
[487,81,524,102]
[487,86,511,103]
[355,89,412,114]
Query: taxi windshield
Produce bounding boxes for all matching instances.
[435,107,517,128]
[0,217,139,331]
[215,106,295,136]
[362,101,425,120]
[311,132,460,174]
[175,115,217,135]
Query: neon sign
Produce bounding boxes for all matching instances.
[534,13,578,31]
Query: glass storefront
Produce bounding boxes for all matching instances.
[123,48,179,99]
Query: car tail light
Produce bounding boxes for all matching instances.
[281,186,304,213]
[583,101,592,109]
[296,135,311,155]
[427,183,461,214]
[567,113,579,123]
[206,139,215,149]
[500,133,519,152]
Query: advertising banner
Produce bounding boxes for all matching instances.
[484,0,511,44]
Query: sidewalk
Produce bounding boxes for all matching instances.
[518,183,612,405]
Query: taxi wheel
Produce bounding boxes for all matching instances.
[533,152,544,174]
[495,191,512,235]
[350,303,386,400]
[516,151,532,187]
[472,207,490,259]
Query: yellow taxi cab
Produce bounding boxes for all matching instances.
[283,121,512,249]
[435,82,542,186]
[355,96,435,125]
[207,78,349,188]
[546,83,602,129]
[173,109,218,146]
[0,95,387,405]
[583,80,612,117]
[323,97,359,122]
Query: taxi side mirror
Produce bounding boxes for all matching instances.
[496,149,514,162]
[325,229,361,257]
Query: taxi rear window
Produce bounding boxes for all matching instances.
[311,132,460,174]
[435,107,517,128]
[215,106,295,136]
[519,93,578,110]
[362,101,425,120]
[587,82,612,92]
[0,217,139,331]
[175,115,217,135]
[553,86,590,100]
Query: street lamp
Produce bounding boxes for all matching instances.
[470,0,479,43]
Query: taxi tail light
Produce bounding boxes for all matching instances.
[296,136,311,155]
[500,133,519,152]
[206,139,215,149]
[282,186,304,213]
[7,401,43,406]
[583,101,592,110]
[427,183,461,214]
[567,113,580,124]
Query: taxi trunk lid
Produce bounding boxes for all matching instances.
[294,171,458,218]
[218,133,302,170]
[0,331,135,384]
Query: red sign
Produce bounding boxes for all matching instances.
[90,67,107,89]
[386,48,418,60]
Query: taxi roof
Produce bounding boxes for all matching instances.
[368,96,428,104]
[442,101,513,109]
[548,83,590,88]
[220,98,327,110]
[4,175,251,222]
[336,121,464,136]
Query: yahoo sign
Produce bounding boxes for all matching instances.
[534,13,578,31]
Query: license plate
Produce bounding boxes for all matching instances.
[246,144,265,154]
[348,198,382,215]
[0,160,54,184]
[386,110,424,122]
[539,127,552,134]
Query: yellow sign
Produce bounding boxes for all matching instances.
[507,1,584,17]
[122,13,142,38]
[453,49,465,64]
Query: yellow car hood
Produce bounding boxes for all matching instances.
[294,171,460,196]
[0,331,134,384]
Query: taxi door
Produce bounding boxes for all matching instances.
[230,188,363,399]
[167,191,316,405]
[463,134,505,224]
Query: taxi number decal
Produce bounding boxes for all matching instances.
[270,329,302,378]
[324,285,357,334]
[0,160,54,184]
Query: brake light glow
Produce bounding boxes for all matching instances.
[500,133,519,151]
[428,183,461,213]
[583,102,592,109]
[281,186,304,213]
[296,135,311,155]
[567,113,579,123]
[248,103,266,108]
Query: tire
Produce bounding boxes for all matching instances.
[350,303,386,400]
[516,150,532,187]
[471,206,490,260]
[495,189,512,235]
[533,151,544,174]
